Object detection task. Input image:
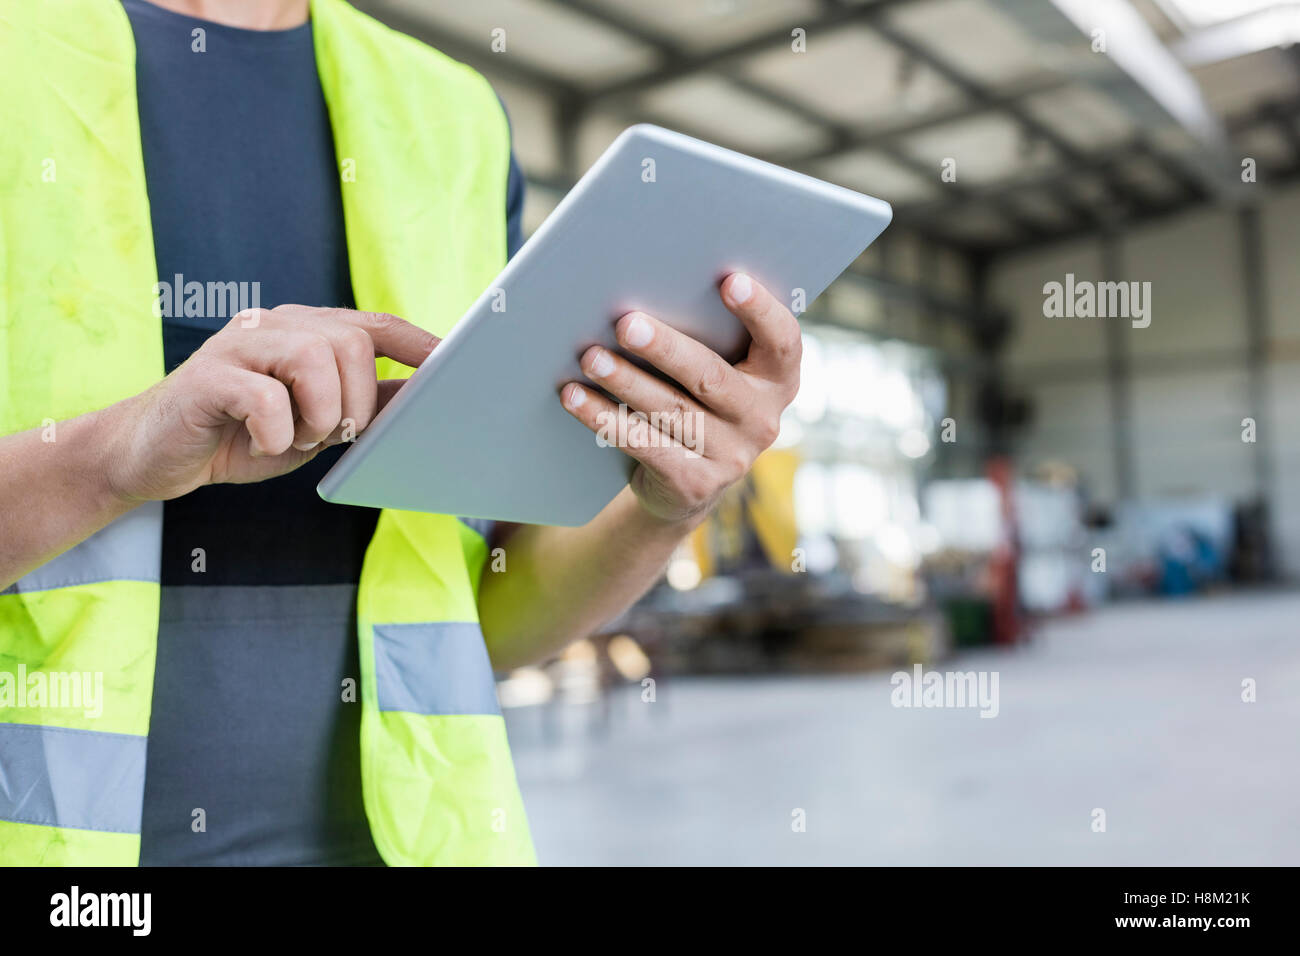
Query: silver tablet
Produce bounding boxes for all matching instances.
[318,124,892,526]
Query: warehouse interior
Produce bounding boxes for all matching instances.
[355,0,1300,864]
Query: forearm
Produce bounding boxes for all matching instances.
[0,407,136,590]
[477,486,700,670]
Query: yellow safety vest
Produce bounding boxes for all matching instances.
[0,0,535,865]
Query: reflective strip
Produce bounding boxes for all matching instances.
[458,516,495,541]
[0,723,147,834]
[372,622,501,716]
[2,501,162,595]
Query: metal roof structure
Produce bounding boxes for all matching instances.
[353,0,1300,258]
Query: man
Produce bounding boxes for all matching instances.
[0,0,800,865]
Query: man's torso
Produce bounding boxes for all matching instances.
[122,0,522,865]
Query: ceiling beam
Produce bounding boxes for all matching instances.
[907,94,1300,217]
[857,10,1154,219]
[355,0,1293,260]
[772,74,1071,165]
[985,139,1300,255]
[991,0,1239,201]
[558,0,1055,241]
[351,0,582,100]
[354,0,1118,240]
[579,0,916,106]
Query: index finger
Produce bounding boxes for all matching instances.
[333,309,441,369]
[720,273,802,378]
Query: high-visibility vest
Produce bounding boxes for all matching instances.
[0,0,535,866]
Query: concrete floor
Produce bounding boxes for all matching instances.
[505,591,1300,865]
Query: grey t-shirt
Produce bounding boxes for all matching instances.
[121,0,523,865]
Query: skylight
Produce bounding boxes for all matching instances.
[1160,0,1293,29]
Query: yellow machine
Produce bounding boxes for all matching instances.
[691,449,801,577]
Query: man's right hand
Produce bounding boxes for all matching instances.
[102,305,439,502]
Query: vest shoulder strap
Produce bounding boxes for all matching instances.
[311,0,511,353]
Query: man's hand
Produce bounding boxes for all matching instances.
[104,305,438,502]
[559,273,800,525]
[483,274,801,668]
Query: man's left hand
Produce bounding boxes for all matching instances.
[560,273,801,526]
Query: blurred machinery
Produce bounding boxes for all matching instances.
[617,448,947,675]
[690,447,800,580]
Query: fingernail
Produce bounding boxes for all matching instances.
[564,384,586,409]
[729,273,753,304]
[294,440,320,451]
[589,348,615,378]
[624,314,653,348]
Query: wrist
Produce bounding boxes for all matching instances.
[621,485,710,538]
[81,401,144,509]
